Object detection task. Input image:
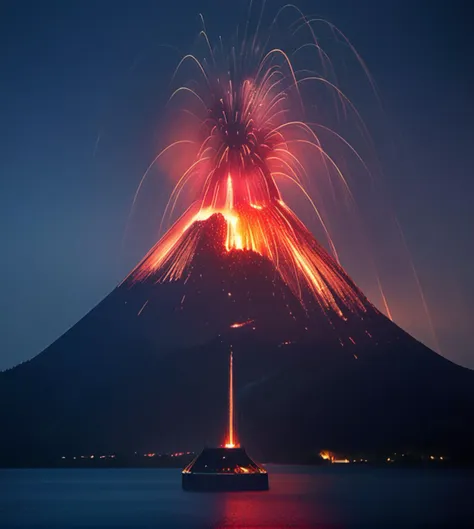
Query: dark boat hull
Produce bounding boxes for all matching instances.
[182,471,268,491]
[182,447,269,491]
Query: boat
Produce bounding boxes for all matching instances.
[182,446,268,491]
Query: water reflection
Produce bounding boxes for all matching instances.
[1,466,472,528]
[214,467,334,528]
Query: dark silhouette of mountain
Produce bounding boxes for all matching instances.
[1,214,473,466]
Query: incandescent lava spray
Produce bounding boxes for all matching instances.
[126,7,376,325]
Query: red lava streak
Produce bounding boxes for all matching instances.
[230,320,254,329]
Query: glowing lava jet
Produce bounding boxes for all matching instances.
[224,348,236,449]
[128,10,373,323]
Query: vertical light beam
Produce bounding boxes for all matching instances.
[225,348,236,448]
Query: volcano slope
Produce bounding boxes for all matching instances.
[1,214,473,466]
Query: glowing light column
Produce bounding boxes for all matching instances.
[225,348,236,448]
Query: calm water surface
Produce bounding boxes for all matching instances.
[1,466,473,528]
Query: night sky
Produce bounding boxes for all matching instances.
[1,0,473,370]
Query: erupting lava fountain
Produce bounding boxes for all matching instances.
[125,5,373,326]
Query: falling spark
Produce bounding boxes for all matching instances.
[230,320,254,329]
[377,276,393,321]
[137,300,149,316]
[394,216,441,353]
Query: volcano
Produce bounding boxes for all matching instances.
[1,213,473,466]
[2,19,474,467]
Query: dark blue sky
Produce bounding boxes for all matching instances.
[1,0,473,370]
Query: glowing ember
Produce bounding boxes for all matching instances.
[319,450,334,461]
[230,320,254,329]
[127,7,373,322]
